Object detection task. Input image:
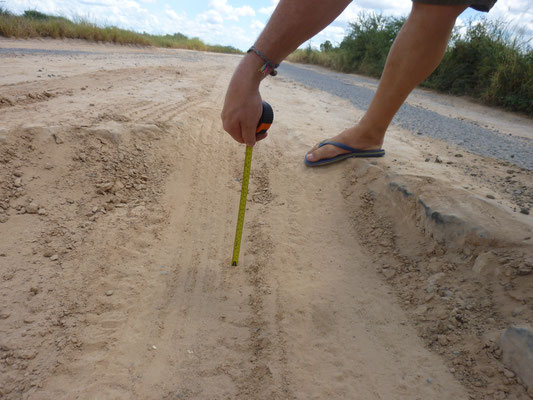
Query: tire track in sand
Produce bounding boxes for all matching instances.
[234,158,293,400]
[241,119,469,399]
[124,73,292,398]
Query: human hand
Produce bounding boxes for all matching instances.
[221,55,267,146]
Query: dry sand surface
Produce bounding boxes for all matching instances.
[1,38,533,400]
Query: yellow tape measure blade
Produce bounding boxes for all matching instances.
[231,145,253,266]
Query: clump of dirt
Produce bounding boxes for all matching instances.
[250,162,275,205]
[0,122,172,399]
[0,90,72,110]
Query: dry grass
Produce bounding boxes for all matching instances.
[0,9,241,53]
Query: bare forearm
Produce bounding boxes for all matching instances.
[222,0,351,146]
[255,0,352,64]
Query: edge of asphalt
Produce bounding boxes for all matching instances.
[353,161,533,254]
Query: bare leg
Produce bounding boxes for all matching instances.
[306,3,467,163]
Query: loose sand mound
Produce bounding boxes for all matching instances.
[1,39,532,399]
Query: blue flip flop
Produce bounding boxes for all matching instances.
[305,140,385,167]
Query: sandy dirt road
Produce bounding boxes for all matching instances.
[1,39,532,400]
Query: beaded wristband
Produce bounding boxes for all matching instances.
[247,46,279,76]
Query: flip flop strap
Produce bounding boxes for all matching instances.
[318,140,361,153]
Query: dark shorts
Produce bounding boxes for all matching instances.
[412,0,497,12]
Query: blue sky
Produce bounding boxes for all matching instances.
[4,0,532,50]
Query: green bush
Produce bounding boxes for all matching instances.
[289,12,405,76]
[339,13,405,76]
[423,18,533,114]
[288,13,532,115]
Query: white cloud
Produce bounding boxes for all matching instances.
[250,19,265,31]
[319,25,346,44]
[336,0,411,24]
[259,0,278,15]
[209,0,254,20]
[196,0,255,33]
[197,9,224,25]
[6,0,155,31]
[356,0,411,16]
[336,3,365,24]
[489,0,533,39]
[165,9,182,21]
[4,0,531,52]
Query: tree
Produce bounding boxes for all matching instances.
[320,40,333,52]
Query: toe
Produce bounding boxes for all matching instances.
[305,145,317,162]
[307,143,338,162]
[306,141,326,161]
[308,142,320,153]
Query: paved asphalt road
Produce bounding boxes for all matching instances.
[279,63,533,171]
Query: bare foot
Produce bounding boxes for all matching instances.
[306,125,384,163]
